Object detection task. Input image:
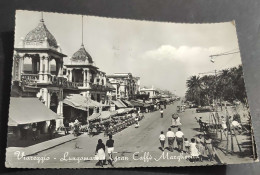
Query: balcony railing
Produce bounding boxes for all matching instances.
[52,77,83,89]
[20,74,83,89]
[21,74,39,86]
[89,83,107,91]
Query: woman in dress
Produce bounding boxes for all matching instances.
[205,135,215,161]
[95,139,106,167]
[190,138,199,163]
[176,116,182,126]
[196,134,206,162]
[172,114,182,127]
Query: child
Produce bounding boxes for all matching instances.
[184,138,190,154]
[159,131,166,151]
[190,138,199,163]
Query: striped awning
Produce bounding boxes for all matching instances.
[8,97,62,126]
[63,94,107,111]
[111,100,127,108]
[88,113,101,121]
[123,100,134,107]
[129,100,144,107]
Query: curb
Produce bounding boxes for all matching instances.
[214,148,225,164]
[6,134,77,157]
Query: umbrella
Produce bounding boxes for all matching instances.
[133,113,138,117]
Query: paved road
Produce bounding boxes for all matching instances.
[7,101,218,168]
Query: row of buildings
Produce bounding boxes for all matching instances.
[9,16,174,135]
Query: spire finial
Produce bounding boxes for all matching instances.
[81,15,84,46]
[40,12,44,22]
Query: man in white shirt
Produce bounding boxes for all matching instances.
[175,128,184,152]
[166,128,175,152]
[159,131,166,151]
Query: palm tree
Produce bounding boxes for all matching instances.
[215,69,234,110]
[231,65,247,104]
[186,75,202,106]
[200,75,215,106]
[185,64,247,109]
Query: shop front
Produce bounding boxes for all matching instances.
[7,97,62,147]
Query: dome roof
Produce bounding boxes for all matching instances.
[71,44,93,63]
[24,19,58,49]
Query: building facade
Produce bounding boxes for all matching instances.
[11,18,74,129]
[11,16,114,129]
[107,73,140,100]
[64,44,113,104]
[140,86,160,100]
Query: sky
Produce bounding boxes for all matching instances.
[14,10,242,96]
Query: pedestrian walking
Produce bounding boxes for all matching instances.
[196,134,206,162]
[32,123,38,141]
[175,128,184,152]
[184,138,190,154]
[154,104,157,111]
[73,122,80,137]
[172,114,182,127]
[64,120,69,135]
[160,108,164,118]
[198,117,203,132]
[74,118,79,124]
[95,139,106,167]
[106,135,115,167]
[22,124,29,140]
[48,123,54,139]
[135,116,139,128]
[159,131,166,151]
[205,135,215,161]
[92,125,98,136]
[138,109,141,116]
[166,128,175,152]
[190,138,199,163]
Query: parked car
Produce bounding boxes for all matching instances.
[233,100,240,105]
[217,101,233,107]
[196,106,214,113]
[189,103,198,108]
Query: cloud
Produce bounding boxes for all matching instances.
[15,10,241,97]
[141,45,224,62]
[138,45,242,96]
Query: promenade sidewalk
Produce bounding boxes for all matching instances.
[6,134,76,157]
[192,105,257,164]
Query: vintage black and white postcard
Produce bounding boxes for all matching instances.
[5,10,257,168]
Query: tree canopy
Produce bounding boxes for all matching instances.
[185,65,247,106]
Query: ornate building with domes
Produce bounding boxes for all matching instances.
[10,15,115,132]
[63,15,114,105]
[11,17,91,130]
[64,43,113,104]
[12,18,69,128]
